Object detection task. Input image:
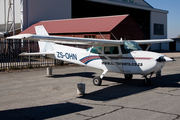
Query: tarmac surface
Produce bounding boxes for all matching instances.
[0,52,180,120]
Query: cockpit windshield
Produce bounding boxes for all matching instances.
[121,41,142,54]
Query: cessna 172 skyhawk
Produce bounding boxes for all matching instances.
[7,25,174,86]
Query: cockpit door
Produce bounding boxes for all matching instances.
[103,46,123,72]
[120,44,139,74]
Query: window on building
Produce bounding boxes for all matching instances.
[154,24,164,35]
[124,35,132,40]
[84,35,95,38]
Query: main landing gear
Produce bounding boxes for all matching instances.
[92,70,153,86]
[93,70,107,86]
[124,74,133,80]
[93,76,102,86]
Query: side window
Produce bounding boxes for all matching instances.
[86,47,102,54]
[104,46,119,54]
[154,24,164,35]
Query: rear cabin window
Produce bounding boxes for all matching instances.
[104,46,119,54]
[86,46,119,54]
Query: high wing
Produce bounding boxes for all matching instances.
[7,33,173,46]
[134,39,174,44]
[7,34,123,46]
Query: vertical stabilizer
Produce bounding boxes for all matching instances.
[35,25,54,52]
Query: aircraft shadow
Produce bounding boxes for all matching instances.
[48,72,96,79]
[0,102,92,120]
[48,72,180,101]
[79,73,180,101]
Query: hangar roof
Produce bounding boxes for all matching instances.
[87,0,168,14]
[21,15,129,34]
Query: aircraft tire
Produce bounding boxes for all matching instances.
[93,76,102,86]
[143,78,151,86]
[124,74,133,80]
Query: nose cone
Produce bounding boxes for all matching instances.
[164,56,174,62]
[156,56,174,62]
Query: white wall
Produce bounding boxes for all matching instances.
[150,11,168,50]
[23,0,71,30]
[176,41,180,51]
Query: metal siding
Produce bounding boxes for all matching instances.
[0,0,21,24]
[23,0,71,30]
[150,11,168,50]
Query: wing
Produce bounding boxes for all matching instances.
[134,39,174,44]
[7,34,124,46]
[133,39,173,51]
[7,34,173,46]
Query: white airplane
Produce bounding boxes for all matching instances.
[7,25,174,86]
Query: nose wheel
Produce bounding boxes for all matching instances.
[143,77,151,86]
[143,73,153,86]
[143,72,153,86]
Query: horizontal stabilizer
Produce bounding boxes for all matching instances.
[19,52,54,56]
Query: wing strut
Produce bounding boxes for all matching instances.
[145,44,151,51]
[94,46,124,73]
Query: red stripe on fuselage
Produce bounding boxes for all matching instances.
[100,56,153,60]
[81,56,100,63]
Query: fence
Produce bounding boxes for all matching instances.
[0,39,61,70]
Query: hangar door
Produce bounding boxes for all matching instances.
[72,0,150,39]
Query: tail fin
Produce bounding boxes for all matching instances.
[35,25,54,52]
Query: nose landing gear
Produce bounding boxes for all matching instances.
[143,77,151,86]
[143,73,153,86]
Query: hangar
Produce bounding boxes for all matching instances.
[1,0,169,50]
[21,0,168,50]
[21,15,145,49]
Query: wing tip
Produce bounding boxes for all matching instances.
[7,34,34,39]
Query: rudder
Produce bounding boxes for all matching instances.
[35,25,54,52]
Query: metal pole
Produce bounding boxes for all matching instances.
[20,0,23,49]
[20,0,23,32]
[4,0,6,28]
[27,0,30,65]
[12,0,15,49]
[13,0,15,36]
[6,0,10,33]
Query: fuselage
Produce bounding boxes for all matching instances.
[50,43,171,76]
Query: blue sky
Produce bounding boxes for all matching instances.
[145,0,180,38]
